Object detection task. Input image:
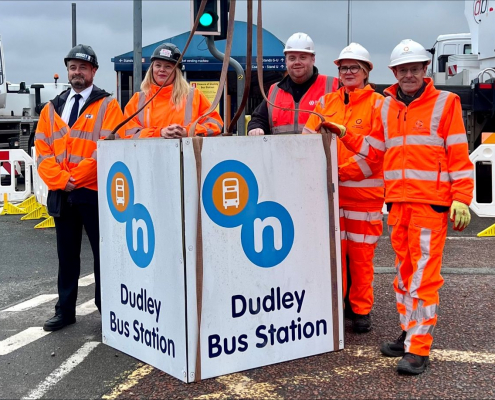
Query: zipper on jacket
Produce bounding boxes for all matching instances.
[401,109,407,200]
[436,161,441,190]
[294,101,299,133]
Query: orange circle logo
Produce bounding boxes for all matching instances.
[212,172,249,216]
[111,172,130,212]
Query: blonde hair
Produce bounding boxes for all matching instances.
[140,61,190,109]
[356,60,371,86]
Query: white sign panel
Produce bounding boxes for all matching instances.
[98,139,188,382]
[183,135,343,381]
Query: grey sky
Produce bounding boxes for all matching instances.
[1,1,469,93]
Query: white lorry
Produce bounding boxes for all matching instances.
[427,0,495,217]
[0,35,70,155]
[426,0,495,151]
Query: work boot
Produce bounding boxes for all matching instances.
[397,353,430,375]
[344,303,355,320]
[380,331,406,357]
[352,313,371,333]
[43,314,76,332]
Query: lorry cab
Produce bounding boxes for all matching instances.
[429,33,472,76]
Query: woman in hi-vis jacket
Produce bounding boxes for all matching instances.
[124,43,223,139]
[303,43,385,334]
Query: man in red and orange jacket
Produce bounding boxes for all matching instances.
[247,32,338,136]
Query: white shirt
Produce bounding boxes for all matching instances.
[61,85,93,124]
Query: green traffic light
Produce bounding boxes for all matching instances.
[199,12,214,27]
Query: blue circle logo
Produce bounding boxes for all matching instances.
[203,160,294,268]
[107,162,155,268]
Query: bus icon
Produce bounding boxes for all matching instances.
[222,178,239,209]
[115,178,125,205]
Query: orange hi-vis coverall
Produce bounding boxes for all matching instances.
[303,85,385,316]
[124,84,223,138]
[340,78,474,355]
[35,92,124,191]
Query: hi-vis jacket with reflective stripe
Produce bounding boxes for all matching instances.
[268,75,339,134]
[124,84,223,138]
[35,86,124,191]
[303,85,385,208]
[341,78,474,206]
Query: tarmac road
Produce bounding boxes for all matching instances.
[0,210,494,399]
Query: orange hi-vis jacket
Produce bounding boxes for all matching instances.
[268,75,339,134]
[341,78,474,206]
[35,89,124,191]
[124,84,223,138]
[303,85,385,208]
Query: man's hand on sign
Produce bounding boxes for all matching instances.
[248,128,265,136]
[64,177,76,192]
[316,121,346,138]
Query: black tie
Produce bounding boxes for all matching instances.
[68,94,82,128]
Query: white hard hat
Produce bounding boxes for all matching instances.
[389,39,431,68]
[284,32,315,54]
[334,42,373,70]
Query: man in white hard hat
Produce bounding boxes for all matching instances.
[319,39,474,375]
[247,32,338,135]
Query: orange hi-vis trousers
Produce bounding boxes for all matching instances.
[387,202,448,356]
[340,206,383,315]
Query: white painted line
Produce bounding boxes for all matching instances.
[76,300,98,316]
[0,327,51,356]
[78,273,95,287]
[3,294,58,312]
[22,341,99,400]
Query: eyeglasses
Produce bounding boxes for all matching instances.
[396,66,424,76]
[338,65,362,74]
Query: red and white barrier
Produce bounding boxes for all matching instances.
[31,147,48,207]
[470,144,495,217]
[0,149,32,203]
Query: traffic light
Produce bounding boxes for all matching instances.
[191,0,229,40]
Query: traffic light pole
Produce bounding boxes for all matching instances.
[205,36,245,135]
[133,0,143,94]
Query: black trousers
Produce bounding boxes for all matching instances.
[54,198,101,318]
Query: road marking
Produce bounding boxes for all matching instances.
[349,345,495,363]
[102,364,154,400]
[79,273,95,287]
[195,374,281,400]
[22,341,99,400]
[445,236,493,241]
[380,236,493,241]
[0,327,50,355]
[193,345,495,398]
[76,300,98,316]
[375,267,495,275]
[432,348,495,363]
[2,294,58,312]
